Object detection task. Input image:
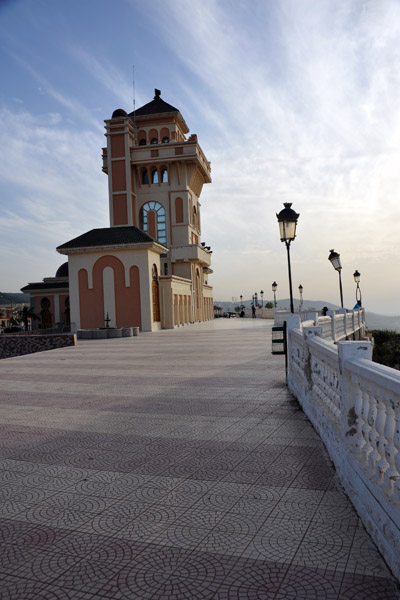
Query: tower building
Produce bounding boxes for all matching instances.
[22,90,214,332]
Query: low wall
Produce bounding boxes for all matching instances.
[0,333,77,360]
[287,318,400,580]
[244,308,274,319]
[276,308,365,341]
[77,327,139,339]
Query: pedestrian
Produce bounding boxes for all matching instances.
[252,304,256,318]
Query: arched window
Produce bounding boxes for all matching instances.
[40,297,52,328]
[192,205,197,229]
[175,197,183,223]
[138,130,147,145]
[161,168,168,183]
[142,169,149,185]
[161,127,169,143]
[139,201,167,245]
[149,129,158,144]
[151,169,159,184]
[152,264,160,321]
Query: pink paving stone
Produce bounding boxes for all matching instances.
[0,318,399,599]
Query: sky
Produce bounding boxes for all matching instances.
[1,0,400,315]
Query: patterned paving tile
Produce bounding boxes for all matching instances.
[339,572,400,599]
[275,566,344,599]
[0,319,398,599]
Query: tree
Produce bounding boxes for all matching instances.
[19,306,38,331]
[265,301,274,309]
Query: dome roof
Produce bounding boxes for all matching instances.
[112,108,128,118]
[55,262,69,278]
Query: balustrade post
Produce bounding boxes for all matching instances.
[306,312,319,325]
[338,341,373,461]
[327,310,336,342]
[393,399,400,501]
[383,389,398,496]
[301,326,323,390]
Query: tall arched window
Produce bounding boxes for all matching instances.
[175,197,183,223]
[192,205,197,230]
[151,169,159,184]
[140,202,167,245]
[160,127,169,143]
[161,168,168,183]
[142,169,149,185]
[138,130,147,145]
[152,264,160,322]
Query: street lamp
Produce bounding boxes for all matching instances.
[328,249,344,308]
[240,294,243,308]
[298,284,303,311]
[254,292,258,308]
[272,282,278,308]
[353,270,362,307]
[276,203,300,314]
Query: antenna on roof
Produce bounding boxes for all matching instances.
[132,65,137,144]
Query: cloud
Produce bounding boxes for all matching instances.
[137,0,400,310]
[0,105,109,287]
[68,45,135,110]
[8,51,103,131]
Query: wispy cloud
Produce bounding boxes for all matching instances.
[8,51,103,131]
[68,45,135,109]
[136,0,400,310]
[0,106,108,286]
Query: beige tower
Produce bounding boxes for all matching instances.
[102,89,213,326]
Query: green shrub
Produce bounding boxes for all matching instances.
[370,329,400,370]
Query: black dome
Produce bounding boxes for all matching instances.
[55,262,69,278]
[112,108,128,118]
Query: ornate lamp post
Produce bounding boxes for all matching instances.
[260,290,264,308]
[298,284,303,311]
[276,203,300,314]
[240,294,243,308]
[272,282,278,307]
[328,249,344,308]
[254,292,258,308]
[353,270,362,307]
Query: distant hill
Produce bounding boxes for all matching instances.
[215,299,400,333]
[215,299,340,311]
[0,293,30,305]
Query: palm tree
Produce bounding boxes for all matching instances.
[20,306,38,331]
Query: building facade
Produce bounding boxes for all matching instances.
[22,90,213,332]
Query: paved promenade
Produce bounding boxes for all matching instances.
[0,318,399,599]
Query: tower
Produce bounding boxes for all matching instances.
[101,89,214,326]
[49,89,213,332]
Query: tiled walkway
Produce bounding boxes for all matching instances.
[0,318,399,599]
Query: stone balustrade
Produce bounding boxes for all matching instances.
[286,315,400,579]
[276,308,365,341]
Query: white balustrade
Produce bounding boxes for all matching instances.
[286,317,400,580]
